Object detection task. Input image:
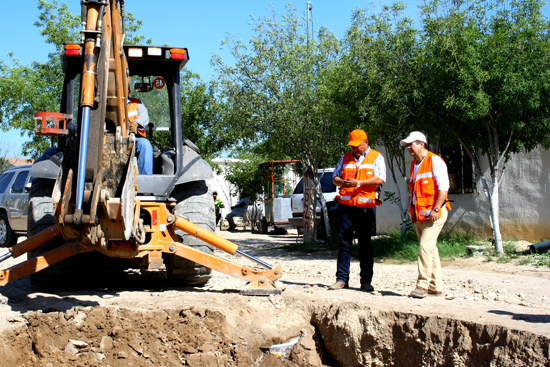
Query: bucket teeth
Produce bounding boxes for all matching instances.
[240,277,282,296]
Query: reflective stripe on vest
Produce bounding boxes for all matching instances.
[338,149,380,208]
[408,151,452,222]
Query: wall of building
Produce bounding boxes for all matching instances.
[375,147,550,242]
[207,158,242,220]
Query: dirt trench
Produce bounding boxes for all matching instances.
[0,301,548,367]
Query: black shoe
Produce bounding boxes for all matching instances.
[360,283,375,292]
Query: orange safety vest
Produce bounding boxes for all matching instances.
[338,149,381,208]
[128,98,146,138]
[408,151,452,222]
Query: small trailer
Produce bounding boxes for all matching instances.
[257,160,299,234]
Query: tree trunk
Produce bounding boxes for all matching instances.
[491,175,503,253]
[302,172,317,243]
[313,175,331,239]
[459,140,504,254]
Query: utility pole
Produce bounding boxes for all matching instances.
[306,1,313,45]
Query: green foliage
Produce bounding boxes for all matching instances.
[223,152,266,200]
[420,0,550,152]
[213,4,348,242]
[179,70,226,160]
[283,228,475,263]
[335,4,421,233]
[534,252,550,267]
[0,158,13,174]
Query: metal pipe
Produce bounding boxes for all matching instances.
[76,106,91,210]
[530,240,550,254]
[0,225,61,264]
[174,217,238,255]
[0,252,12,263]
[236,249,273,270]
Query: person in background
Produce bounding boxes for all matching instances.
[128,88,153,174]
[329,129,386,292]
[225,193,250,231]
[213,191,225,225]
[400,131,451,299]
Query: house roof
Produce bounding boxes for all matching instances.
[5,157,33,167]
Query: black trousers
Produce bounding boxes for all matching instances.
[335,205,375,285]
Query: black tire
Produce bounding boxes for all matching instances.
[167,180,215,286]
[0,213,17,248]
[27,178,70,287]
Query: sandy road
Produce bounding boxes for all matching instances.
[0,227,548,339]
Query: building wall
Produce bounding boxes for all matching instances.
[375,147,550,242]
[207,158,242,219]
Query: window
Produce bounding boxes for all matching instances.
[437,142,476,194]
[294,171,336,194]
[0,172,15,194]
[11,171,30,194]
[319,172,336,193]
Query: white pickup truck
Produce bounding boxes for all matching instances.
[288,168,339,232]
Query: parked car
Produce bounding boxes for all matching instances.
[288,168,339,233]
[0,165,33,247]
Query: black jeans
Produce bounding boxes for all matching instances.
[335,205,375,285]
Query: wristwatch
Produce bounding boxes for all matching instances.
[433,207,440,213]
[356,181,361,187]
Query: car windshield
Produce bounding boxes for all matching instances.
[293,172,336,194]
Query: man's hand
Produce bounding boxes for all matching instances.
[129,121,138,134]
[342,179,359,187]
[427,210,439,222]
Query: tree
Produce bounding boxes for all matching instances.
[420,0,550,252]
[212,4,344,242]
[338,3,422,238]
[0,0,151,158]
[179,70,227,161]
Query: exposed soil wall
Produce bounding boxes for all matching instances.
[0,302,548,366]
[313,303,550,367]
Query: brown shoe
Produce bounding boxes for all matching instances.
[409,286,428,298]
[428,290,443,297]
[328,281,349,290]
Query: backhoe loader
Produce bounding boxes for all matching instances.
[0,0,281,295]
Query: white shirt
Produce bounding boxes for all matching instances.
[412,154,449,204]
[333,147,386,183]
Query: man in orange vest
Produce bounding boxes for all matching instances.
[400,131,451,298]
[128,90,153,175]
[329,129,386,291]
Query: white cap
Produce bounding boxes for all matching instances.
[400,131,427,146]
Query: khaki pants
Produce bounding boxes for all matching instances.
[415,207,448,292]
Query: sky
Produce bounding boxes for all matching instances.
[1,0,429,158]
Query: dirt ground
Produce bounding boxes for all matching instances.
[0,227,548,366]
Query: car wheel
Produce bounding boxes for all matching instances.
[0,213,17,248]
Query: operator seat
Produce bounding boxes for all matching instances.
[153,149,175,175]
